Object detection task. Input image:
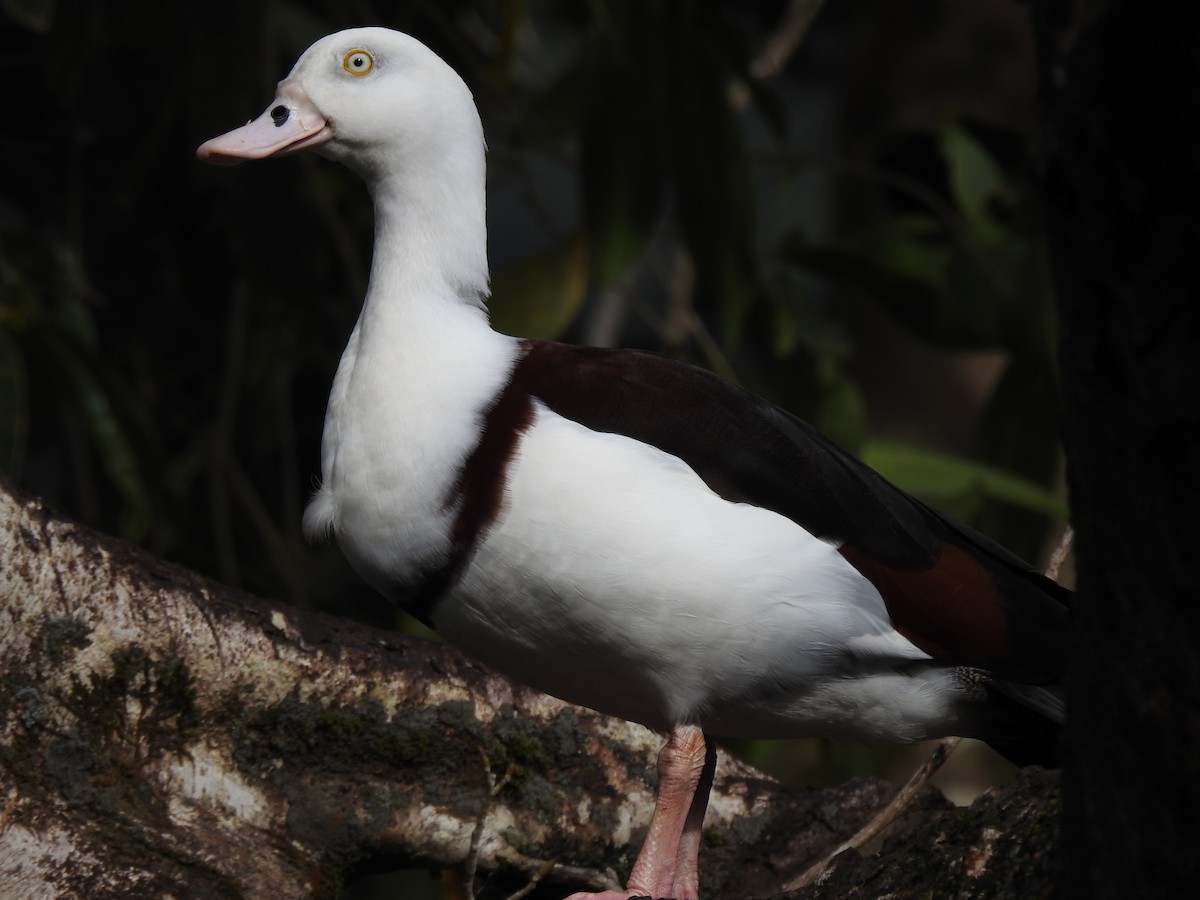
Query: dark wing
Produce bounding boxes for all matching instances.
[511,340,1070,683]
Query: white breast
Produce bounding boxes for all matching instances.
[306,292,519,599]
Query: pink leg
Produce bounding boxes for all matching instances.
[664,738,716,899]
[565,725,713,900]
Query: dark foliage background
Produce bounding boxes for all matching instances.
[0,0,1067,846]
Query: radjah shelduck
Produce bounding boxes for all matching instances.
[198,27,1069,900]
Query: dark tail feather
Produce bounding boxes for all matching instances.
[973,682,1063,768]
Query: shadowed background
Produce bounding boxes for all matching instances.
[0,1,1068,893]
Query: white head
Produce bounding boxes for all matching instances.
[198,28,483,182]
[199,27,489,300]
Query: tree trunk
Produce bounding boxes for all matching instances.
[0,475,1059,898]
[1035,1,1200,896]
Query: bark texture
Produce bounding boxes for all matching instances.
[1036,2,1200,896]
[1,477,1058,898]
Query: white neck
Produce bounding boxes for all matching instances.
[365,154,489,307]
[303,142,517,577]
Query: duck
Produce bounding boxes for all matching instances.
[198,27,1069,900]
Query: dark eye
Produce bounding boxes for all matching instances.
[342,49,375,76]
[270,105,290,127]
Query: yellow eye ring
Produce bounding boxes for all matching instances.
[343,49,375,76]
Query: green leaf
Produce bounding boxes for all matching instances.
[862,213,951,290]
[812,360,867,453]
[941,125,1007,244]
[861,439,1066,518]
[489,233,588,340]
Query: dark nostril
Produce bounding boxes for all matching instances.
[270,105,290,127]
